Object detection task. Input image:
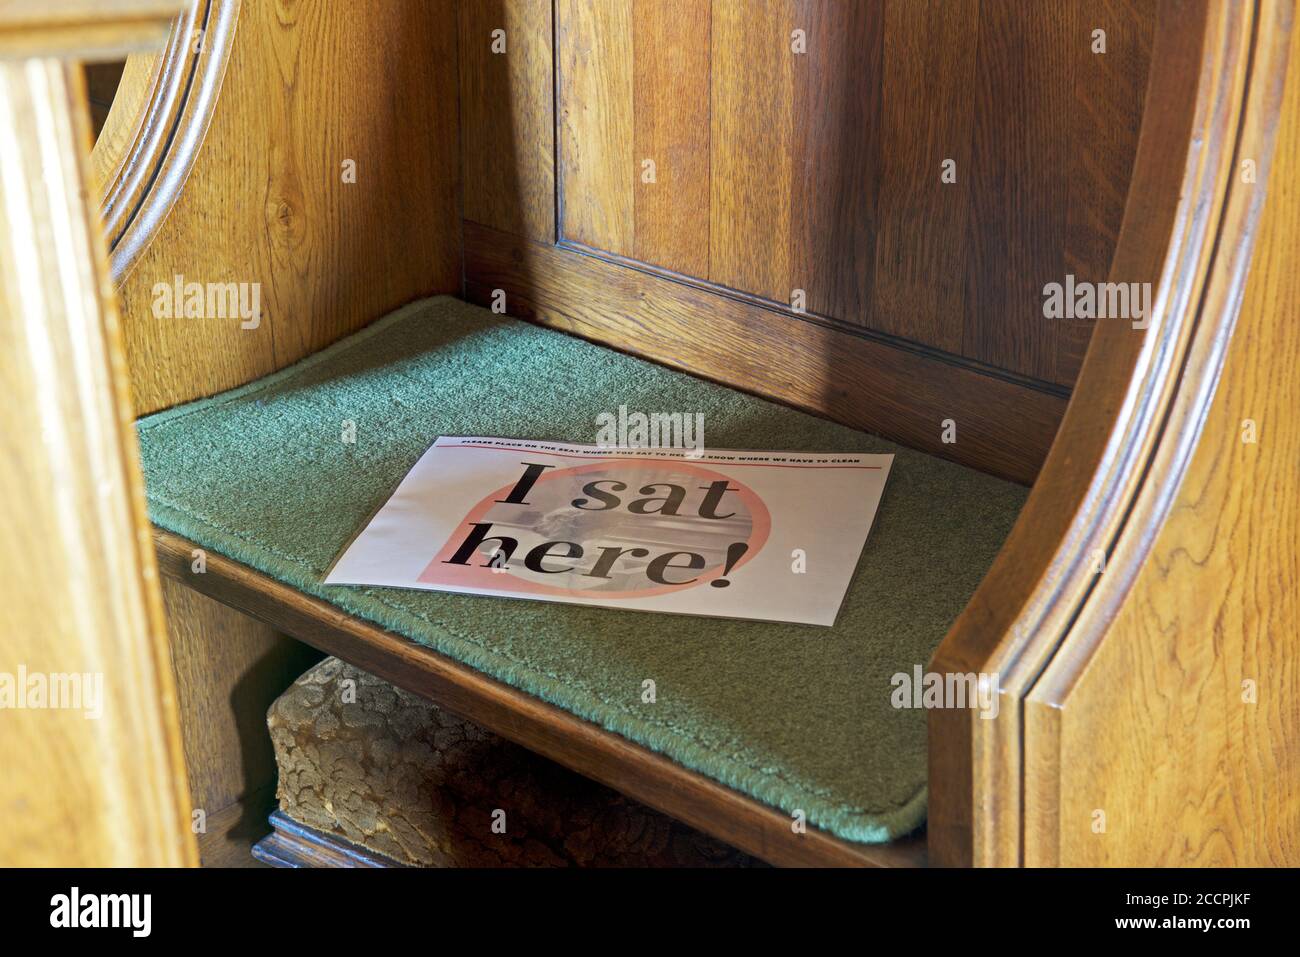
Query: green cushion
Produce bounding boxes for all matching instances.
[137,296,1026,844]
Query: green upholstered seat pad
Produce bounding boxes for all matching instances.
[137,296,1027,844]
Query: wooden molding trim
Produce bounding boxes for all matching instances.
[465,220,1067,485]
[556,237,1073,403]
[153,527,927,869]
[929,0,1291,866]
[92,0,239,282]
[1022,0,1296,866]
[89,51,158,194]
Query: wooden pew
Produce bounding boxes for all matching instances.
[2,0,1295,867]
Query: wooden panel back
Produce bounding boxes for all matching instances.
[116,0,462,414]
[460,0,555,243]
[552,0,1155,388]
[460,1,1156,481]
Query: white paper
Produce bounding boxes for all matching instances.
[325,437,893,626]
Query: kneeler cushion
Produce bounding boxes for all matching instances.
[268,656,760,866]
[137,296,1026,843]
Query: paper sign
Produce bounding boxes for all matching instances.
[325,438,893,626]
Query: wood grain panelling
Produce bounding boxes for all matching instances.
[963,0,1072,380]
[1058,0,1155,384]
[1027,8,1300,866]
[547,0,1156,390]
[557,0,713,272]
[790,0,882,323]
[96,0,465,868]
[162,580,321,866]
[461,0,556,243]
[466,221,1066,484]
[119,0,461,414]
[871,0,977,354]
[557,0,635,254]
[632,0,711,275]
[708,0,795,301]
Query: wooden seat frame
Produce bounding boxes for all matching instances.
[3,0,1296,867]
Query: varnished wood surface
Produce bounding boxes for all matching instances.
[930,0,1294,866]
[117,0,462,414]
[153,528,927,869]
[466,220,1065,484]
[84,59,124,136]
[86,2,236,281]
[930,0,1215,866]
[1024,0,1300,867]
[66,0,1292,870]
[963,0,1068,378]
[88,52,154,194]
[707,0,795,300]
[1060,0,1156,383]
[460,0,555,243]
[97,0,467,871]
[871,0,975,354]
[550,0,1154,388]
[632,0,710,276]
[195,785,274,868]
[461,0,1158,484]
[558,0,634,254]
[94,1,237,282]
[0,0,181,57]
[558,0,715,274]
[0,55,194,866]
[163,580,321,849]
